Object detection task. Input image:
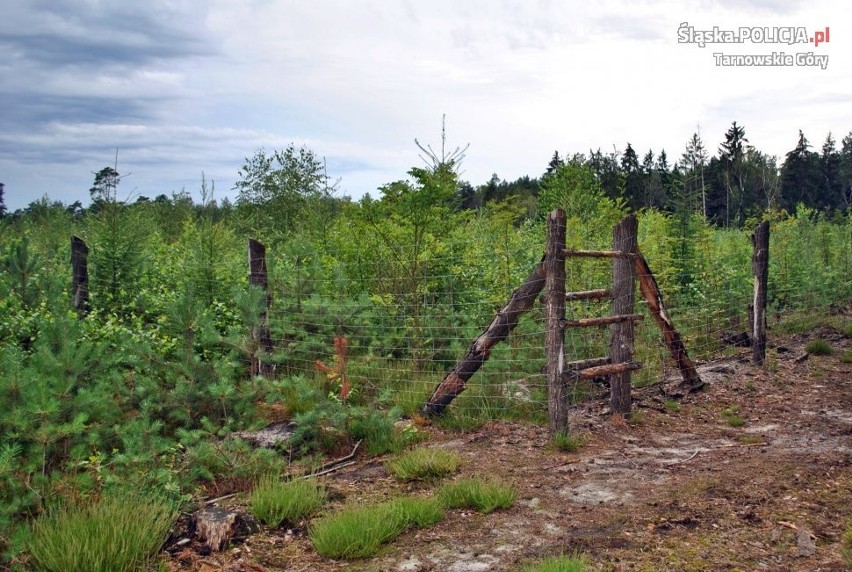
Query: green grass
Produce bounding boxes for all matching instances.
[521,554,589,571]
[385,447,460,482]
[721,406,745,427]
[250,476,326,528]
[348,407,419,455]
[310,496,444,559]
[842,520,852,567]
[840,350,852,364]
[438,477,516,513]
[804,339,833,356]
[663,399,681,413]
[27,493,178,572]
[550,431,586,453]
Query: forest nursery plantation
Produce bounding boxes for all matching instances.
[0,124,851,571]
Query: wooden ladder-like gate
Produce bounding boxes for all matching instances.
[423,209,703,434]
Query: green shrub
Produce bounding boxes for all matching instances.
[805,339,833,356]
[250,476,326,528]
[438,477,516,514]
[310,496,444,559]
[522,554,589,572]
[28,492,178,572]
[385,447,460,482]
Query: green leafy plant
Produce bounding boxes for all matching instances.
[385,447,460,482]
[438,477,516,513]
[250,476,326,528]
[27,492,178,572]
[310,496,444,559]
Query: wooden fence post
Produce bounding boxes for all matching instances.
[610,215,638,415]
[248,239,274,377]
[751,221,770,365]
[545,209,568,433]
[70,236,89,318]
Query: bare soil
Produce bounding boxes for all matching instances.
[166,327,851,571]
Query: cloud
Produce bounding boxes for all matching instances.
[0,0,850,211]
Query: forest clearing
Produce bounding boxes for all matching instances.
[1,138,851,570]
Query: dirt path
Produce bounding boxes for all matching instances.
[172,327,851,571]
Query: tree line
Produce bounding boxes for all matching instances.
[1,122,850,230]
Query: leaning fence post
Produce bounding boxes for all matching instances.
[750,221,770,365]
[70,236,89,318]
[545,208,568,434]
[610,215,638,415]
[248,238,274,377]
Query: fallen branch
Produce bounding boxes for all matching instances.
[315,439,362,473]
[204,492,239,506]
[301,460,357,479]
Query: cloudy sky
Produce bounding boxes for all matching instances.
[1,0,848,210]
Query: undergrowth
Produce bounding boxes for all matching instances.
[250,476,326,528]
[310,496,444,559]
[385,447,460,482]
[438,477,517,513]
[27,492,178,572]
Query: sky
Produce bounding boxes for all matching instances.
[1,0,849,210]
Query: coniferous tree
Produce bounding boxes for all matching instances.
[820,132,842,211]
[588,148,623,200]
[0,183,6,218]
[621,143,642,210]
[546,151,564,176]
[780,130,821,212]
[681,131,709,217]
[839,132,852,209]
[719,121,750,226]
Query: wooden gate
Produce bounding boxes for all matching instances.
[423,210,702,433]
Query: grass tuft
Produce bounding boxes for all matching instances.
[550,431,586,453]
[842,520,852,567]
[28,492,178,572]
[522,554,589,572]
[310,496,443,559]
[385,447,460,482]
[805,339,833,356]
[722,406,745,427]
[438,477,516,513]
[250,476,326,528]
[663,399,681,413]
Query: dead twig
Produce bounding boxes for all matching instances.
[205,492,239,506]
[301,460,357,479]
[295,439,363,480]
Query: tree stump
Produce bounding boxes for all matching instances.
[194,507,261,552]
